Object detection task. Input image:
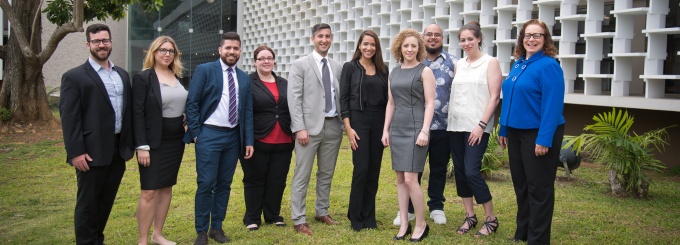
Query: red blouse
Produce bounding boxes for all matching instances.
[259,80,293,144]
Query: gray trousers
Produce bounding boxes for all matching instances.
[290,118,343,225]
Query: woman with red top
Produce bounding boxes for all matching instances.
[241,45,293,230]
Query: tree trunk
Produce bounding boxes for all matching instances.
[608,170,623,195]
[0,0,52,125]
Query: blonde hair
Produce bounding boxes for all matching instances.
[390,29,426,63]
[143,36,184,78]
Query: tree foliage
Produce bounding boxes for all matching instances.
[563,108,673,197]
[43,0,162,26]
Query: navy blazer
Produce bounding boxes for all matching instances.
[183,60,254,154]
[59,60,134,166]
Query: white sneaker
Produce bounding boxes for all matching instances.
[430,210,447,224]
[392,211,416,226]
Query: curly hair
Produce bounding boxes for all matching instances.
[513,19,558,59]
[142,36,184,78]
[390,29,426,63]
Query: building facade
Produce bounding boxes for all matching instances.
[4,0,679,165]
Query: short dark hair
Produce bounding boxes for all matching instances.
[311,23,331,36]
[220,32,241,47]
[86,24,111,42]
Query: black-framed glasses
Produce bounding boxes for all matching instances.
[523,33,545,40]
[256,57,275,62]
[425,32,443,38]
[157,48,176,55]
[90,39,111,46]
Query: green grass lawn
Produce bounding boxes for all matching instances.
[1,137,679,244]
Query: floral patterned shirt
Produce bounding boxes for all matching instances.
[423,51,458,130]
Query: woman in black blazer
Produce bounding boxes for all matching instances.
[241,46,294,230]
[339,30,389,231]
[132,36,186,245]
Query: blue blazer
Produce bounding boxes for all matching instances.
[183,59,254,155]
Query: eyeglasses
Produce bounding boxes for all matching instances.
[90,39,111,46]
[523,33,545,40]
[256,57,275,62]
[425,32,443,38]
[157,48,176,55]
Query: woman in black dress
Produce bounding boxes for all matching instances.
[241,45,294,230]
[339,30,389,231]
[132,36,186,245]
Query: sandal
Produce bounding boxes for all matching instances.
[474,216,499,237]
[456,213,478,234]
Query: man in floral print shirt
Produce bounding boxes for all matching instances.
[393,23,458,226]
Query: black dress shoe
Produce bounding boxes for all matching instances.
[194,232,208,245]
[274,222,287,227]
[409,224,429,242]
[208,229,230,243]
[393,223,412,240]
[246,224,259,231]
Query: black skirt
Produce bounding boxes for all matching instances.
[139,116,185,190]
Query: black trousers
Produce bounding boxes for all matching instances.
[241,140,294,226]
[347,107,385,231]
[74,142,126,245]
[508,124,564,245]
[408,130,451,213]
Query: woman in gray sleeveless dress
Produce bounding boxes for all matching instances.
[382,29,436,242]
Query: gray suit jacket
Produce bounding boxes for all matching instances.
[287,53,343,136]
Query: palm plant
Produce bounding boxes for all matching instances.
[563,108,671,198]
[481,124,508,179]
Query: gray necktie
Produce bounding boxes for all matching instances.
[321,58,332,113]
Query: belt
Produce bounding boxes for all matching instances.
[204,124,238,131]
[325,117,337,120]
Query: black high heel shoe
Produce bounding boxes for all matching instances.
[409,224,429,242]
[393,223,412,240]
[474,216,499,237]
[457,213,478,234]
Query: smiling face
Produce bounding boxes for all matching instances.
[219,39,241,66]
[523,24,545,58]
[359,35,376,60]
[423,24,443,55]
[312,28,332,56]
[459,29,481,55]
[154,42,175,68]
[401,36,419,62]
[86,31,112,62]
[254,49,275,75]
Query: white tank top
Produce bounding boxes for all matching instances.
[447,53,494,133]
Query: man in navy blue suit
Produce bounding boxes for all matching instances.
[184,32,254,245]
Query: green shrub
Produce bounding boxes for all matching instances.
[0,108,11,122]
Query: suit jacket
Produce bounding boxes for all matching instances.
[183,60,254,154]
[287,53,343,136]
[59,60,134,166]
[132,69,186,149]
[250,72,292,139]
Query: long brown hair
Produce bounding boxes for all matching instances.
[513,19,558,59]
[351,30,386,74]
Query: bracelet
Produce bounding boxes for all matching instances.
[421,130,429,136]
[479,120,488,126]
[478,122,487,130]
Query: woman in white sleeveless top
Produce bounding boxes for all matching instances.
[446,22,502,237]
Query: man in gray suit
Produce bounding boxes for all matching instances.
[287,23,343,235]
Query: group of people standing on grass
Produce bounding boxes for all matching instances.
[60,18,564,245]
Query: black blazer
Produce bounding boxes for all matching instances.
[250,72,292,140]
[132,69,186,149]
[59,60,134,166]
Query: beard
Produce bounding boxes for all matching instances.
[221,54,240,67]
[90,47,112,62]
[426,45,443,55]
